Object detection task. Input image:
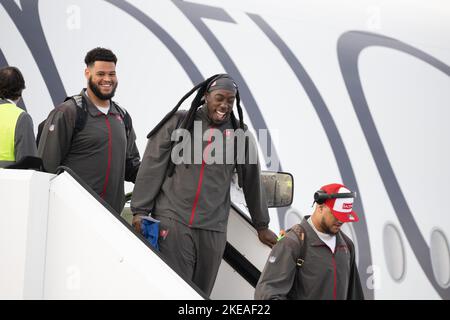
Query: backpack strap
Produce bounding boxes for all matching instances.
[70,96,132,139]
[36,120,45,147]
[65,95,88,136]
[37,95,85,146]
[112,101,132,139]
[38,95,132,146]
[289,224,307,268]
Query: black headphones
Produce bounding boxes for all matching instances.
[314,190,357,204]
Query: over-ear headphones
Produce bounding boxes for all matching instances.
[314,190,357,205]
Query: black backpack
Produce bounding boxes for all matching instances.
[36,95,132,146]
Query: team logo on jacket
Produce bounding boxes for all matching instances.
[160,229,169,240]
[115,115,123,123]
[49,124,55,132]
[269,256,277,263]
[337,245,349,254]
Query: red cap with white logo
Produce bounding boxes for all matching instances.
[320,183,359,223]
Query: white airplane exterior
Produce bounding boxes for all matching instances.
[0,0,449,300]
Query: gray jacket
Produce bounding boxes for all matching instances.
[37,90,141,213]
[131,106,270,232]
[0,100,37,168]
[255,216,364,300]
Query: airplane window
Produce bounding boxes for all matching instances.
[430,229,450,289]
[383,224,406,282]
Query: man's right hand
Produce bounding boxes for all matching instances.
[257,228,278,248]
[132,213,146,234]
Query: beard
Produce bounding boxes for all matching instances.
[88,77,117,100]
[320,216,339,235]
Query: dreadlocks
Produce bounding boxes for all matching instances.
[148,74,246,187]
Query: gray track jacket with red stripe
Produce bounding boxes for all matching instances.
[131,106,270,232]
[38,90,141,213]
[255,216,364,300]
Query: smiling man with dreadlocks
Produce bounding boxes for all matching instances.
[131,74,277,296]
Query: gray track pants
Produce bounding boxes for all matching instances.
[155,215,227,297]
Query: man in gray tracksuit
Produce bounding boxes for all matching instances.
[131,74,277,296]
[0,66,37,168]
[255,183,364,300]
[38,48,140,213]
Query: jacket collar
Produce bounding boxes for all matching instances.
[0,99,15,106]
[300,215,348,248]
[81,89,119,116]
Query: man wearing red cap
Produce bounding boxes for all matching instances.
[255,183,364,300]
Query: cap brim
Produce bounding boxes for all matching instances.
[332,210,359,223]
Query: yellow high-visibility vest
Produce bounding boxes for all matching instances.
[0,103,24,161]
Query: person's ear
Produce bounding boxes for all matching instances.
[85,67,90,81]
[204,92,210,105]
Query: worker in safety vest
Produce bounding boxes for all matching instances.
[0,66,37,168]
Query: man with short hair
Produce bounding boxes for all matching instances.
[0,66,37,168]
[131,74,277,296]
[255,183,364,300]
[38,47,140,213]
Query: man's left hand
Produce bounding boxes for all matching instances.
[257,228,278,248]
